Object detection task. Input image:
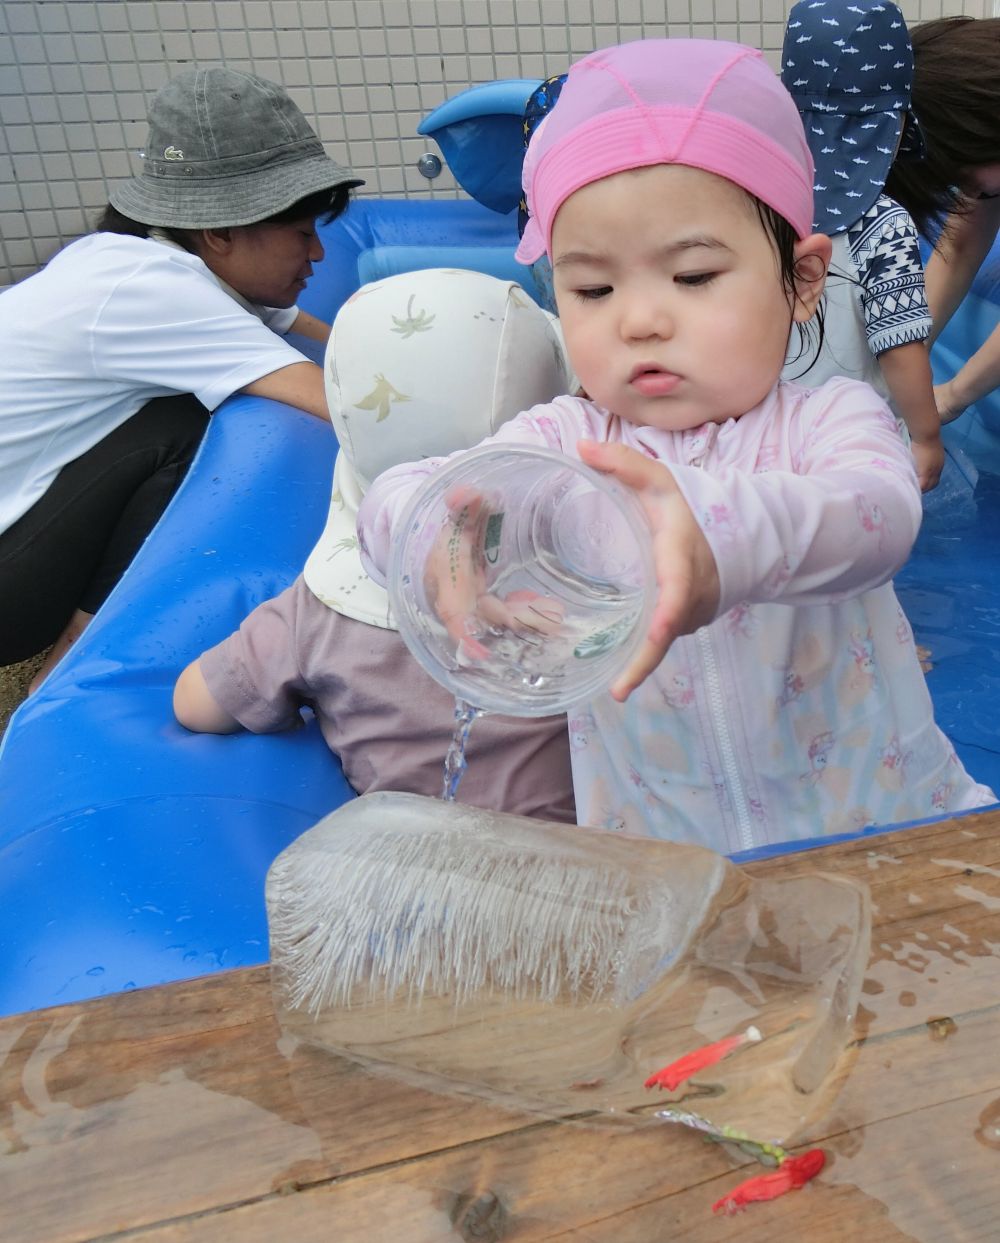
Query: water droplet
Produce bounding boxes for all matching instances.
[926,1015,957,1041]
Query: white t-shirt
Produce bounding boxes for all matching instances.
[0,232,307,535]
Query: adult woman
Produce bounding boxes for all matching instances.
[885,17,1000,424]
[0,67,362,686]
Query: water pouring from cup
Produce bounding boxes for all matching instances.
[388,445,655,719]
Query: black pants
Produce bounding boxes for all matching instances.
[0,394,209,664]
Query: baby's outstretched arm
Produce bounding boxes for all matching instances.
[577,440,720,701]
[579,381,921,698]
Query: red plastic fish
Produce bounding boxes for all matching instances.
[644,1026,761,1092]
[711,1148,826,1215]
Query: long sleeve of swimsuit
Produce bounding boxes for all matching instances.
[357,376,922,620]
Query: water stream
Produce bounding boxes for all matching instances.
[441,698,484,801]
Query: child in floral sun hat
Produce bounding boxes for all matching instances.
[174,268,577,822]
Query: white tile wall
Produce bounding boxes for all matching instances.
[0,0,991,285]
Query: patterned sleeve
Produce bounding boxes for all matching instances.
[844,195,931,356]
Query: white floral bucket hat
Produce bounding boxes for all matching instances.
[303,268,572,627]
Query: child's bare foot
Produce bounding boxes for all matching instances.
[28,609,94,693]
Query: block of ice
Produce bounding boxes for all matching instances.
[267,792,870,1144]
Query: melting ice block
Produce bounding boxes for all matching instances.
[267,792,870,1144]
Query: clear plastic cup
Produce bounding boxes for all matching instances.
[388,445,655,716]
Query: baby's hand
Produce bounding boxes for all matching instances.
[577,440,720,700]
[425,486,493,659]
[426,488,564,660]
[911,435,944,493]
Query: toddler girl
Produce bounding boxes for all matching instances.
[358,40,995,854]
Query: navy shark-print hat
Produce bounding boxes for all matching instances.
[781,0,913,235]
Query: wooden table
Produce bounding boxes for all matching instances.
[3,810,1000,1242]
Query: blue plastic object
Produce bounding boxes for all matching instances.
[299,196,531,317]
[418,79,541,214]
[0,398,354,1015]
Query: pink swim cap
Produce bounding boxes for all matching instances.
[516,39,815,264]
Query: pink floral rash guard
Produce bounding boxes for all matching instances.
[358,377,995,854]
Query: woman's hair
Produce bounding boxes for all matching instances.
[754,200,826,373]
[885,17,1000,236]
[95,185,352,249]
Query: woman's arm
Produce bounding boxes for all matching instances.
[287,309,332,343]
[242,360,329,421]
[923,197,1000,423]
[94,253,330,418]
[935,325,1000,423]
[925,196,1000,345]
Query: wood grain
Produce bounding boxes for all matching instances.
[3,809,1000,1242]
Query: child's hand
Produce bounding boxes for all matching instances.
[424,487,492,659]
[577,440,720,700]
[425,487,564,661]
[911,434,944,493]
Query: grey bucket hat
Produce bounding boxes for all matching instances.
[110,67,364,229]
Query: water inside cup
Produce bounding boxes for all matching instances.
[389,445,654,716]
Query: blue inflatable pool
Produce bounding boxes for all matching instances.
[2,82,999,1017]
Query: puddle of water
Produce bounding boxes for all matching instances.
[952,883,1000,913]
[866,852,902,870]
[0,1017,323,1239]
[974,1097,1000,1150]
[932,858,1000,881]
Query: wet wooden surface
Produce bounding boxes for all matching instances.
[3,809,1000,1242]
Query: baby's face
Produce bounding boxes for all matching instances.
[550,164,803,431]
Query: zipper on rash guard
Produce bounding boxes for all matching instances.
[695,626,757,852]
[684,425,756,852]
